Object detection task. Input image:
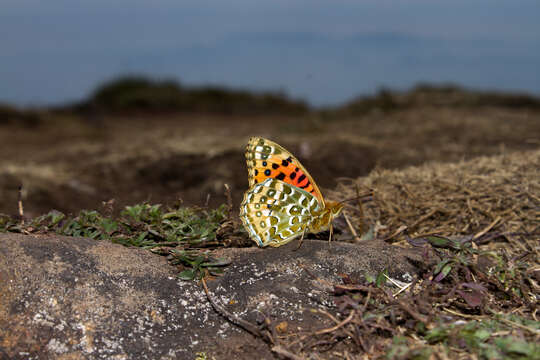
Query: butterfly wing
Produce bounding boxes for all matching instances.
[240,178,322,247]
[245,137,325,206]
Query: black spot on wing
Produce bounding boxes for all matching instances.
[276,172,286,181]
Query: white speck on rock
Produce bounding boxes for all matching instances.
[47,338,69,354]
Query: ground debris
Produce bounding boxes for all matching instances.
[329,149,539,257]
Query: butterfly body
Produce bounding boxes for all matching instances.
[240,137,343,247]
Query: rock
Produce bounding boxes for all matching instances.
[0,233,431,359]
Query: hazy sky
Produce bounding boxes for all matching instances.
[1,0,539,106]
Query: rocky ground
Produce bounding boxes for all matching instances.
[0,88,538,359]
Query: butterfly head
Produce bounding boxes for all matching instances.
[309,200,343,233]
[326,200,344,219]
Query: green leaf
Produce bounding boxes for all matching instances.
[209,268,225,276]
[135,231,148,245]
[474,329,491,342]
[426,235,461,249]
[376,269,388,287]
[48,210,66,227]
[201,258,231,267]
[178,269,196,281]
[495,337,536,356]
[425,327,449,343]
[434,263,453,282]
[365,273,376,284]
[434,258,452,275]
[192,256,206,267]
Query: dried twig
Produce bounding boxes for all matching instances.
[409,208,442,230]
[201,278,270,341]
[343,212,360,241]
[473,216,501,240]
[315,310,356,335]
[355,184,366,236]
[271,345,306,360]
[443,307,486,319]
[224,183,234,219]
[18,185,24,222]
[381,225,408,242]
[396,299,428,324]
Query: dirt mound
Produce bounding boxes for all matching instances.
[329,148,540,249]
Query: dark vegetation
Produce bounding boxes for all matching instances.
[76,77,540,115]
[337,83,540,115]
[0,103,42,126]
[3,76,540,124]
[63,76,309,116]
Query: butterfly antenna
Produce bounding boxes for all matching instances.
[337,190,373,205]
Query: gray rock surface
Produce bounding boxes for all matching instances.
[0,233,430,359]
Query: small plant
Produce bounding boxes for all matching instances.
[0,203,230,279]
[173,249,231,281]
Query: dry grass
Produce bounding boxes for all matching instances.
[330,148,539,256]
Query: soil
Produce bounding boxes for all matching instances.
[0,101,539,218]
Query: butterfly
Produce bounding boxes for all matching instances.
[239,137,343,247]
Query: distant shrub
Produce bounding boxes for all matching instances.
[90,76,185,111]
[78,75,308,115]
[0,103,42,126]
[337,83,540,115]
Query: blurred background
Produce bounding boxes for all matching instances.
[1,0,539,216]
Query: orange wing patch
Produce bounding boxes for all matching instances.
[251,155,318,197]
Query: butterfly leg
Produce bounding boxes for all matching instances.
[328,222,334,244]
[294,227,307,251]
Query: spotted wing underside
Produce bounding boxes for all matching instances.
[245,137,325,205]
[239,178,322,247]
